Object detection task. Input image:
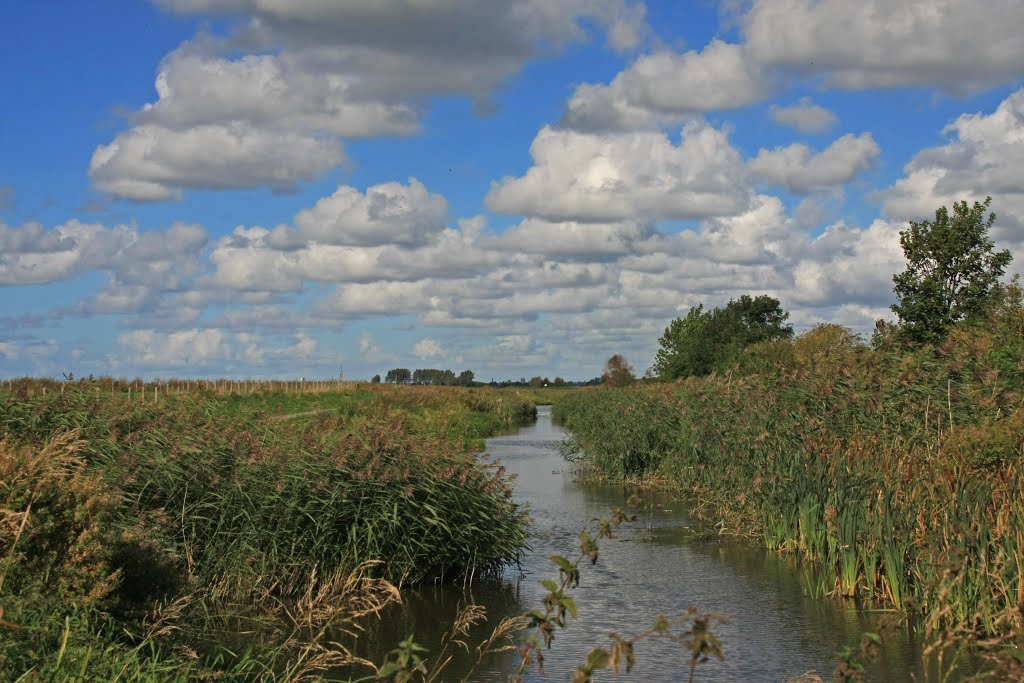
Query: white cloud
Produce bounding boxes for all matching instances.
[743,0,1024,94]
[883,87,1024,248]
[141,52,418,138]
[563,40,766,131]
[412,337,446,360]
[0,342,18,360]
[0,219,207,288]
[359,331,384,363]
[498,219,653,259]
[281,178,448,247]
[90,123,344,201]
[486,121,751,222]
[119,328,230,367]
[748,133,880,194]
[768,98,838,134]
[94,0,649,199]
[117,328,320,370]
[791,219,905,307]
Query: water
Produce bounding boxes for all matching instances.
[350,407,954,682]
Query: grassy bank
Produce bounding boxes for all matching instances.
[0,383,534,680]
[554,317,1024,672]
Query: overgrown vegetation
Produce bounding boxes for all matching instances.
[0,383,534,680]
[556,199,1023,678]
[557,305,1024,676]
[652,294,794,379]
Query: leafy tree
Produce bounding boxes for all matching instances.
[892,197,1013,344]
[371,374,381,384]
[652,295,793,380]
[601,354,635,387]
[652,305,709,378]
[552,377,567,387]
[385,368,411,384]
[457,370,475,386]
[412,368,457,385]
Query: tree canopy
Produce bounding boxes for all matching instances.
[384,368,411,384]
[891,197,1012,344]
[601,354,635,387]
[652,295,793,380]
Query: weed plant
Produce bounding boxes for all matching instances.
[553,307,1024,672]
[0,384,532,680]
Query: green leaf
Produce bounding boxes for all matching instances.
[586,647,610,670]
[560,596,578,619]
[549,555,575,572]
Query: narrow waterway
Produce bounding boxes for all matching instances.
[354,407,949,682]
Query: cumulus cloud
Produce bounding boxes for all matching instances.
[498,219,653,259]
[0,219,207,287]
[412,337,446,360]
[90,123,344,201]
[743,0,1024,94]
[93,0,649,199]
[791,219,906,307]
[117,328,319,370]
[281,178,448,247]
[563,40,766,131]
[768,97,838,133]
[0,342,18,360]
[883,87,1024,248]
[748,133,880,194]
[140,52,418,137]
[359,331,384,363]
[118,328,230,367]
[486,121,751,222]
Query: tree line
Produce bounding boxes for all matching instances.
[605,197,1015,383]
[376,368,476,385]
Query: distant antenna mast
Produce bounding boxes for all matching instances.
[338,364,344,381]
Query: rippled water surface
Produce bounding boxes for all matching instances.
[351,407,956,682]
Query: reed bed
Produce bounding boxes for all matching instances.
[554,319,1024,670]
[0,383,533,680]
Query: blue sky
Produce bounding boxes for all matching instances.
[2,0,1023,380]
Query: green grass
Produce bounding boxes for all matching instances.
[0,383,536,681]
[553,315,1024,670]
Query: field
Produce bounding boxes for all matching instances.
[553,318,1024,677]
[0,381,538,681]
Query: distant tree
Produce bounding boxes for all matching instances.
[457,370,475,386]
[385,368,411,384]
[601,354,635,387]
[371,374,381,384]
[552,376,566,387]
[891,197,1013,344]
[652,295,793,380]
[528,376,546,388]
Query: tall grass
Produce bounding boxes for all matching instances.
[554,316,1024,667]
[0,384,533,680]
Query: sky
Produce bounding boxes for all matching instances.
[2,1,1024,381]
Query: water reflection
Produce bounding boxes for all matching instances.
[347,406,956,682]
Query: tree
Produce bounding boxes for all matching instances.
[385,368,411,384]
[457,370,475,386]
[601,354,635,387]
[371,374,381,383]
[892,197,1012,344]
[652,295,793,380]
[652,305,709,379]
